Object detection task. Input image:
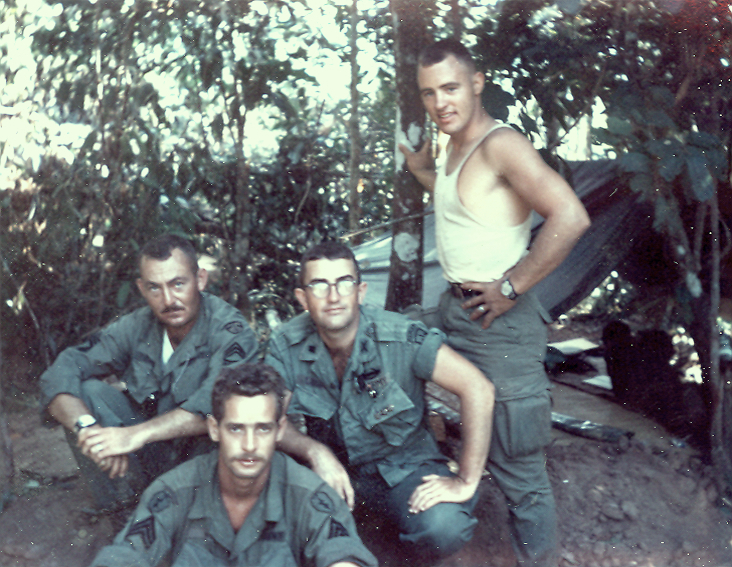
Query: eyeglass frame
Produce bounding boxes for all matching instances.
[301,276,360,299]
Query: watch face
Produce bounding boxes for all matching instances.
[76,415,97,430]
[501,280,512,296]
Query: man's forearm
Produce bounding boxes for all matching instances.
[47,393,93,432]
[455,374,494,488]
[509,202,590,296]
[278,418,330,465]
[431,347,494,488]
[412,169,436,192]
[128,408,208,447]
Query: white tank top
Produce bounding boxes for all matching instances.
[435,123,531,283]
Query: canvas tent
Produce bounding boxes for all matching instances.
[353,160,656,320]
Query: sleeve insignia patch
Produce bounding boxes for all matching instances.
[224,342,246,364]
[407,324,427,345]
[76,333,101,353]
[147,489,176,514]
[328,519,349,539]
[310,490,335,514]
[126,516,156,549]
[224,321,244,334]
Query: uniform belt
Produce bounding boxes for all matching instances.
[449,282,481,299]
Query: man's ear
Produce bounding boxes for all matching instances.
[357,282,368,305]
[294,287,309,312]
[472,71,485,96]
[275,414,287,443]
[206,414,220,443]
[196,268,208,292]
[135,278,145,296]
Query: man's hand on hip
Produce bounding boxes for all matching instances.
[460,281,515,329]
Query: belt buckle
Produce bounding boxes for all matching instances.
[450,282,467,299]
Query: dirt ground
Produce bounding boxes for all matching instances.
[1,333,732,566]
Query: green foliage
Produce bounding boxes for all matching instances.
[0,0,411,373]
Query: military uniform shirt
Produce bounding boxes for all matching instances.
[265,305,446,486]
[40,292,258,419]
[90,451,378,567]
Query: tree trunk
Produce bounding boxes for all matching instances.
[348,0,363,246]
[0,335,13,506]
[386,0,431,312]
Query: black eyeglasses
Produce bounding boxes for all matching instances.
[305,278,358,299]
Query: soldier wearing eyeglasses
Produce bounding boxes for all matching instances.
[265,241,495,562]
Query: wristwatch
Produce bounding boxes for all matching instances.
[500,279,519,301]
[75,414,97,433]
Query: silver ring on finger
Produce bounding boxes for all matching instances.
[477,304,486,313]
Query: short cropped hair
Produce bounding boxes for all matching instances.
[418,39,476,72]
[298,241,361,286]
[211,363,286,422]
[138,233,199,275]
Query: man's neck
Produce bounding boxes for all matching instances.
[317,315,360,381]
[165,318,196,349]
[218,463,269,532]
[449,110,494,152]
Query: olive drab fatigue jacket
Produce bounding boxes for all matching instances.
[40,292,258,419]
[265,305,448,486]
[90,452,378,567]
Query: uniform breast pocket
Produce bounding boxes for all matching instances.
[356,378,420,447]
[247,540,299,567]
[290,386,338,421]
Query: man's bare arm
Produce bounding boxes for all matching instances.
[408,345,494,513]
[462,131,591,328]
[87,407,208,461]
[398,141,436,191]
[495,132,590,293]
[49,393,207,465]
[47,393,94,432]
[276,391,356,509]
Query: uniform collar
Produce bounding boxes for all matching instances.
[188,450,286,555]
[138,293,212,363]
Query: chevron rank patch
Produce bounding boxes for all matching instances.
[328,519,349,539]
[126,516,156,549]
[76,333,101,353]
[224,342,246,364]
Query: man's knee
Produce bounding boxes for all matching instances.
[400,502,478,557]
[79,380,139,427]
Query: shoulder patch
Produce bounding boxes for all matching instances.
[126,516,156,549]
[224,342,247,364]
[76,333,101,353]
[310,490,335,514]
[224,321,244,334]
[328,518,350,539]
[407,324,428,345]
[147,489,177,514]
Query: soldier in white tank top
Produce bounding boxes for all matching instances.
[434,122,532,284]
[400,39,591,567]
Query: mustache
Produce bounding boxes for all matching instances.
[234,453,261,462]
[162,306,184,314]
